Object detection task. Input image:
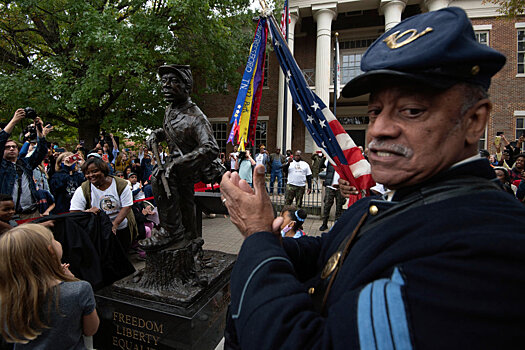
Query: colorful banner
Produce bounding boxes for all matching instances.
[247,27,267,146]
[228,17,267,147]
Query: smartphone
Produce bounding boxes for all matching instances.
[55,148,66,153]
[496,131,504,136]
[79,140,85,146]
[102,154,109,162]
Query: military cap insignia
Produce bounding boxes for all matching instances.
[383,27,433,49]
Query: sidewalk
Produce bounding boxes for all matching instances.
[201,214,335,254]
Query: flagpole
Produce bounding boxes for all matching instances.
[333,32,339,118]
[282,0,289,155]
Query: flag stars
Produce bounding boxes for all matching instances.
[307,115,314,123]
[296,103,303,111]
[311,101,320,111]
[319,120,326,128]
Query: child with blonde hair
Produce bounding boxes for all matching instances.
[0,224,99,349]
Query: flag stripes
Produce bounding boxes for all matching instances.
[267,15,374,194]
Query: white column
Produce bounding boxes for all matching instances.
[308,4,336,153]
[380,0,407,32]
[314,7,336,106]
[276,9,299,152]
[425,0,450,11]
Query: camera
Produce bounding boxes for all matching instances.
[24,107,37,119]
[239,151,247,162]
[23,124,37,142]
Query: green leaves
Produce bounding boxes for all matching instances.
[0,0,254,147]
[484,0,525,17]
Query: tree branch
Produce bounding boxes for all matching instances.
[100,84,125,112]
[45,113,80,128]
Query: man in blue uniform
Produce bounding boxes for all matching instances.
[220,7,525,349]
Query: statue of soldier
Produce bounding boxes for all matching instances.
[139,65,225,251]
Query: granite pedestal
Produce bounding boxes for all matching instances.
[94,250,235,350]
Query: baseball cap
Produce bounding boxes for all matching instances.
[342,7,506,98]
[87,152,102,159]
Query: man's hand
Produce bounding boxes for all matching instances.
[111,222,118,235]
[3,108,26,134]
[307,188,312,195]
[42,123,53,138]
[221,164,282,238]
[338,179,359,198]
[13,108,25,123]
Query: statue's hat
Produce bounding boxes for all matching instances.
[158,64,192,84]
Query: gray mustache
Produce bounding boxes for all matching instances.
[368,140,413,158]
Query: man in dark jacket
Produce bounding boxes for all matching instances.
[219,8,525,349]
[319,161,345,231]
[1,109,51,220]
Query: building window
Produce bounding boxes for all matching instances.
[254,121,267,149]
[302,69,315,86]
[337,38,377,85]
[212,122,228,153]
[516,117,525,140]
[474,31,489,150]
[475,31,489,46]
[518,30,525,74]
[341,53,364,84]
[478,126,487,150]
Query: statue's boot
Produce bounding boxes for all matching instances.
[138,227,185,251]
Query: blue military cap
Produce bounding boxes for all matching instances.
[342,7,506,97]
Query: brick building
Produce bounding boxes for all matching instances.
[198,0,525,159]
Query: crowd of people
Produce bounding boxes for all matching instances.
[0,110,161,263]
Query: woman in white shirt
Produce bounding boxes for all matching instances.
[70,157,134,250]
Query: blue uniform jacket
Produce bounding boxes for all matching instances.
[0,130,48,203]
[228,159,525,349]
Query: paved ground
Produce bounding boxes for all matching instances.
[201,213,334,254]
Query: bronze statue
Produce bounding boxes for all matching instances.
[139,65,225,251]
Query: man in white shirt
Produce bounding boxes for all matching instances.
[229,145,239,172]
[283,150,312,208]
[255,145,269,171]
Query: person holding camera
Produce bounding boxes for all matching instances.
[235,149,256,186]
[1,108,53,220]
[50,152,85,215]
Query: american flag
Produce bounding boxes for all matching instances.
[280,0,290,39]
[267,15,374,195]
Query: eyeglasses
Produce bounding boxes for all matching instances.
[5,145,17,150]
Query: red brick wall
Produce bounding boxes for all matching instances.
[471,16,525,152]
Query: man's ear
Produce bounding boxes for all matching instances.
[464,98,491,146]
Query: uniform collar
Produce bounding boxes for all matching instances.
[391,157,495,201]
